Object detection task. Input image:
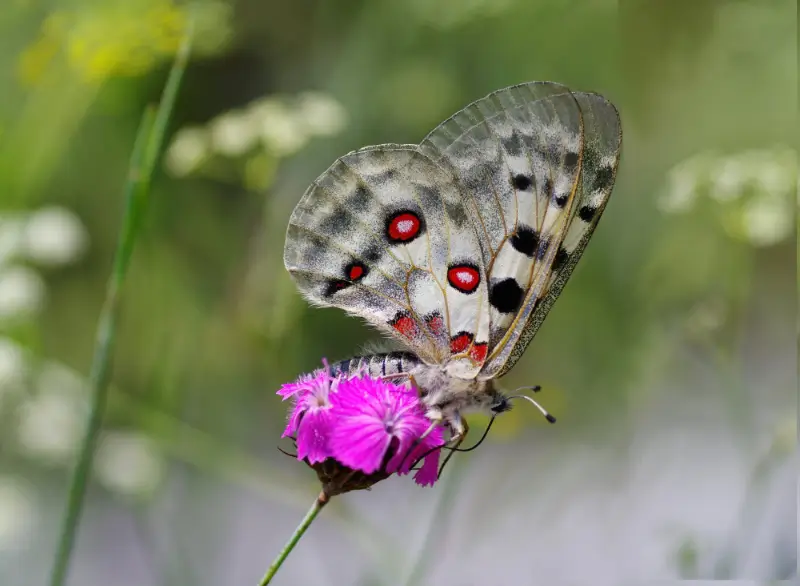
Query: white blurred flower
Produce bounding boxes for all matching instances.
[22,206,88,266]
[297,92,348,137]
[0,216,26,267]
[253,100,308,156]
[740,193,794,247]
[37,362,88,397]
[0,476,35,552]
[0,266,45,320]
[659,152,717,213]
[209,110,259,157]
[95,431,165,498]
[661,147,796,246]
[709,157,747,203]
[0,337,25,407]
[16,389,85,464]
[659,169,700,213]
[165,126,209,177]
[757,159,793,197]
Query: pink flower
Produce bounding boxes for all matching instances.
[278,369,337,464]
[277,364,445,493]
[328,375,444,487]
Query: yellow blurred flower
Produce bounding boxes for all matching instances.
[66,2,186,81]
[18,0,231,85]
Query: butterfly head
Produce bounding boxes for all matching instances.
[488,392,513,415]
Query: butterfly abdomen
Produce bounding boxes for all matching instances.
[330,352,505,430]
[330,351,423,379]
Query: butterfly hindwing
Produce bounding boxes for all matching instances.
[284,145,491,376]
[418,82,622,378]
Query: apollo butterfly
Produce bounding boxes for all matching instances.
[284,81,622,441]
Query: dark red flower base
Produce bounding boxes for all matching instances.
[307,457,392,497]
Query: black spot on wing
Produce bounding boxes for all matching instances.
[593,166,614,192]
[511,174,533,192]
[489,278,524,314]
[564,151,579,174]
[510,225,539,257]
[552,246,570,271]
[324,279,351,297]
[553,193,568,208]
[578,205,597,223]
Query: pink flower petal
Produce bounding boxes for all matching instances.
[413,449,441,486]
[329,415,392,474]
[295,409,333,463]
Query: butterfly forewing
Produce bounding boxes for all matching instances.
[283,145,492,376]
[488,92,621,377]
[418,82,621,378]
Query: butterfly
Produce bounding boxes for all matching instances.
[283,81,621,444]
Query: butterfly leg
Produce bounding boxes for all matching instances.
[380,372,421,395]
[438,417,469,477]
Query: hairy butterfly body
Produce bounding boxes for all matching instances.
[284,81,621,438]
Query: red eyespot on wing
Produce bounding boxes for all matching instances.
[447,264,480,294]
[469,342,488,364]
[449,332,474,354]
[425,313,444,336]
[348,265,364,280]
[390,313,419,339]
[387,212,422,242]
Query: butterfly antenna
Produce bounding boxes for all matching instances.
[514,384,542,394]
[508,387,556,423]
[398,419,441,472]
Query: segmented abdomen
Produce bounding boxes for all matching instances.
[331,351,421,379]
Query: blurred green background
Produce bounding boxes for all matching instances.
[0,0,795,584]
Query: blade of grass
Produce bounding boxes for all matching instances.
[47,23,194,586]
[402,457,470,586]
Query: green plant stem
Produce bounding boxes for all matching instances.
[403,457,468,586]
[47,24,193,586]
[259,492,330,586]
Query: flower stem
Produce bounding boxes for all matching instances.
[47,22,194,586]
[258,491,330,585]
